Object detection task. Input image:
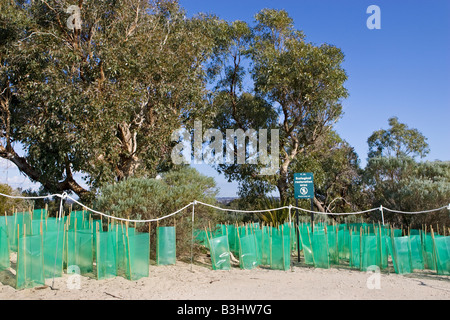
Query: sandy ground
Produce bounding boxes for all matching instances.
[0,254,449,301]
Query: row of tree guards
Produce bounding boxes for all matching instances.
[0,206,449,290]
[0,208,176,290]
[196,220,450,276]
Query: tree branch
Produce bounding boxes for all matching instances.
[0,145,89,198]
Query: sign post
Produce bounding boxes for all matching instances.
[294,173,315,262]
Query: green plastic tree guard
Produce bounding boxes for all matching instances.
[422,234,437,271]
[409,235,424,270]
[299,226,314,265]
[0,224,10,271]
[209,235,231,271]
[239,234,258,270]
[43,230,65,278]
[16,234,45,290]
[337,228,350,260]
[32,209,47,221]
[433,236,450,275]
[96,231,118,280]
[125,232,150,280]
[156,226,176,265]
[392,236,413,274]
[253,228,263,265]
[270,227,290,271]
[310,230,330,269]
[360,235,378,272]
[261,226,271,266]
[327,226,339,265]
[375,227,389,270]
[67,229,94,274]
[227,225,240,257]
[349,231,361,269]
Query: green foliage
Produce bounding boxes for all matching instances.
[0,183,30,214]
[290,131,363,214]
[368,117,430,159]
[364,118,450,228]
[1,0,222,196]
[21,187,64,217]
[210,8,349,207]
[256,197,290,228]
[96,167,217,220]
[364,157,450,228]
[95,177,165,221]
[94,167,221,258]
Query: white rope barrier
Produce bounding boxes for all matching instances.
[382,206,449,215]
[0,191,449,224]
[65,194,194,223]
[194,200,290,213]
[290,205,380,216]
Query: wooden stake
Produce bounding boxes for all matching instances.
[379,225,383,268]
[307,226,315,266]
[16,224,20,288]
[120,222,127,271]
[148,222,151,263]
[23,224,26,283]
[126,225,132,280]
[430,227,438,271]
[94,222,98,279]
[205,226,215,268]
[269,223,273,267]
[113,223,118,271]
[281,224,286,270]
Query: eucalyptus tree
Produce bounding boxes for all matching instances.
[210,9,349,210]
[0,0,220,199]
[209,19,280,205]
[367,117,430,159]
[364,117,450,227]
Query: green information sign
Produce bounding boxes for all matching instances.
[294,173,314,199]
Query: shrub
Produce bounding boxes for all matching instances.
[95,167,222,259]
[0,184,31,215]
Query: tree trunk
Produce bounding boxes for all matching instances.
[116,122,141,180]
[313,197,326,213]
[277,157,291,203]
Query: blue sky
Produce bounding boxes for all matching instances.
[182,0,450,197]
[1,0,449,198]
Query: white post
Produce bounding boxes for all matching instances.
[380,205,385,226]
[288,205,292,226]
[190,201,196,272]
[58,193,67,220]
